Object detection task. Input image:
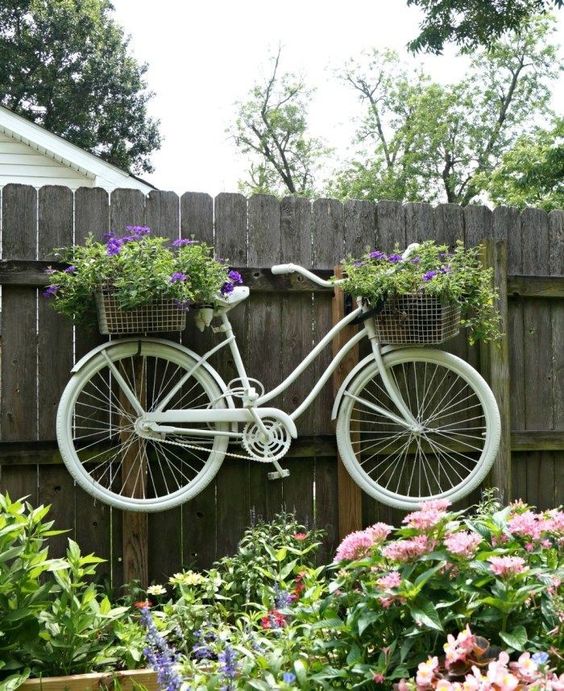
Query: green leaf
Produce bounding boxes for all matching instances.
[294,659,308,685]
[499,626,528,651]
[357,611,379,636]
[409,599,443,631]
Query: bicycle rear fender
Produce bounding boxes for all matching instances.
[70,338,234,408]
[331,345,397,420]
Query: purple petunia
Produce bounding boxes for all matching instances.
[42,284,60,298]
[423,270,437,281]
[106,237,123,256]
[369,250,386,260]
[227,270,243,284]
[221,281,235,296]
[172,238,196,247]
[170,272,187,283]
[387,253,403,264]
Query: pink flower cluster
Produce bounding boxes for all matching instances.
[443,625,476,665]
[398,629,564,690]
[375,570,404,608]
[488,555,527,578]
[382,535,434,562]
[444,531,482,558]
[334,522,393,562]
[507,507,564,544]
[403,500,451,530]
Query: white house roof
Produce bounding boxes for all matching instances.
[0,105,157,193]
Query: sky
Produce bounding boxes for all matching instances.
[110,0,564,196]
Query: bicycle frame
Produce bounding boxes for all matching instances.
[139,297,421,435]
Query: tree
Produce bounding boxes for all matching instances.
[330,17,561,206]
[229,49,328,197]
[0,0,160,174]
[478,119,564,210]
[407,0,563,54]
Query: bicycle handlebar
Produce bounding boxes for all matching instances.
[271,243,421,288]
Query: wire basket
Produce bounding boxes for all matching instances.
[373,293,461,344]
[96,289,187,335]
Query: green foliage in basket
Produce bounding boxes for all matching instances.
[43,226,241,324]
[337,240,501,344]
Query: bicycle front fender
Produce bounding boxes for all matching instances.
[330,345,399,420]
[70,338,234,409]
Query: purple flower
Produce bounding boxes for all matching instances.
[173,299,191,311]
[369,250,386,260]
[172,238,196,247]
[387,253,402,264]
[44,267,56,275]
[139,607,182,691]
[193,644,213,660]
[221,281,235,296]
[532,652,549,666]
[125,225,151,238]
[423,270,437,281]
[353,261,364,267]
[219,646,238,687]
[283,672,297,683]
[440,265,451,274]
[227,270,243,284]
[42,284,60,298]
[64,265,77,273]
[274,585,294,609]
[106,237,123,256]
[410,256,421,264]
[170,272,187,283]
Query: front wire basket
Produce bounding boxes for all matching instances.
[372,293,461,344]
[96,289,187,335]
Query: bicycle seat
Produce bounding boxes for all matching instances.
[215,285,249,310]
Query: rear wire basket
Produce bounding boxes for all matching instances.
[96,289,187,335]
[372,293,460,344]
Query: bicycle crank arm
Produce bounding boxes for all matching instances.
[143,407,298,438]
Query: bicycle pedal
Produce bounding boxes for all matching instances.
[267,469,290,480]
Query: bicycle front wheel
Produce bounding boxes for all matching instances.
[57,340,229,512]
[336,349,500,510]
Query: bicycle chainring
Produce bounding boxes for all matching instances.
[242,417,292,462]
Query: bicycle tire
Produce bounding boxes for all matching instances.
[57,340,229,512]
[336,348,500,510]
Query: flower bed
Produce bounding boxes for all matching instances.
[1,494,562,690]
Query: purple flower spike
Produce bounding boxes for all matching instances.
[227,270,243,284]
[125,225,151,237]
[423,270,437,281]
[221,281,235,296]
[369,250,386,260]
[172,238,196,247]
[64,265,77,273]
[387,253,402,264]
[170,272,187,283]
[43,284,60,298]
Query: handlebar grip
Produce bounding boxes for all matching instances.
[271,263,296,275]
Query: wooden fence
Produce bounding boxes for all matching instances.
[0,184,562,589]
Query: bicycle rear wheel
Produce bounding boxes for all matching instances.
[57,340,229,512]
[336,348,500,510]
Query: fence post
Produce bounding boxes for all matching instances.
[480,239,512,503]
[332,267,363,539]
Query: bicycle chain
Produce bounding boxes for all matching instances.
[148,433,271,463]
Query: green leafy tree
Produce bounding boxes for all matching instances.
[478,119,564,210]
[330,17,561,206]
[230,48,329,197]
[407,0,563,53]
[0,0,161,174]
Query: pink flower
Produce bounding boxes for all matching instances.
[382,535,434,562]
[444,531,482,558]
[512,652,538,682]
[403,501,450,531]
[377,570,402,589]
[416,656,439,686]
[507,511,543,540]
[372,673,385,683]
[334,529,376,561]
[366,522,393,542]
[444,626,476,667]
[488,555,527,577]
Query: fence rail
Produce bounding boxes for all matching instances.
[0,184,562,589]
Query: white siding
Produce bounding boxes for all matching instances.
[0,131,93,189]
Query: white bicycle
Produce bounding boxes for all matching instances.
[56,246,501,512]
